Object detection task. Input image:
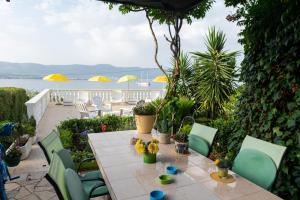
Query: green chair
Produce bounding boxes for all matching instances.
[64,168,107,200]
[45,150,70,200]
[46,151,109,200]
[39,131,102,182]
[188,123,218,156]
[232,135,287,190]
[38,130,64,164]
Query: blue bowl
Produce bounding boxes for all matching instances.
[150,190,165,200]
[166,166,177,174]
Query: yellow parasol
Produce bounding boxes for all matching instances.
[117,75,138,90]
[43,73,69,82]
[153,75,168,83]
[88,75,112,82]
[43,73,70,105]
[117,75,138,83]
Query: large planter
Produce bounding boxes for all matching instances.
[159,133,171,144]
[143,152,157,164]
[175,141,189,154]
[19,137,33,160]
[135,115,155,134]
[31,135,37,145]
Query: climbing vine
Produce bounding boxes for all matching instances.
[225,0,300,198]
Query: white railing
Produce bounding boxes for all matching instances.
[25,89,51,124]
[25,89,165,126]
[50,89,165,104]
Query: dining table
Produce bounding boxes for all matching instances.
[88,130,282,200]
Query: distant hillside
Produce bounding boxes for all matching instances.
[0,61,163,80]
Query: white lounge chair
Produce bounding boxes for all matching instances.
[92,96,113,116]
[110,90,124,104]
[76,102,98,119]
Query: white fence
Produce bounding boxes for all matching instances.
[25,89,51,124]
[50,89,165,104]
[25,89,165,126]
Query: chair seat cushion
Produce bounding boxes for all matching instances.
[81,170,103,181]
[82,180,109,197]
[188,134,210,156]
[232,149,277,189]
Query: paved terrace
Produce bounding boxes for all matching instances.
[6,102,124,200]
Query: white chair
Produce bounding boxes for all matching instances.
[63,93,74,106]
[110,90,124,104]
[92,96,112,116]
[76,102,98,119]
[78,91,90,105]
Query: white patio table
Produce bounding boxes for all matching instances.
[88,130,282,200]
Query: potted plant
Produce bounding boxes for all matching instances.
[174,124,192,154]
[133,101,156,134]
[154,104,174,144]
[5,146,22,167]
[135,138,159,164]
[13,122,35,160]
[214,158,231,178]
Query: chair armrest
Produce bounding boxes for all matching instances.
[88,182,106,198]
[77,157,95,172]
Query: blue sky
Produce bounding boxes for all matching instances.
[0,0,242,68]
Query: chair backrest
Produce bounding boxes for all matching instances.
[46,152,70,200]
[64,168,88,200]
[189,134,210,156]
[232,135,287,189]
[56,149,76,171]
[111,90,123,101]
[92,96,103,109]
[38,131,64,164]
[78,91,89,104]
[189,123,218,146]
[239,135,286,169]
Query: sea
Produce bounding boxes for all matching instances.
[0,78,165,92]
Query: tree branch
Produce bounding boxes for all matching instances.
[145,10,169,79]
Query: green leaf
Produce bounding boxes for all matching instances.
[287,118,296,128]
[273,127,283,136]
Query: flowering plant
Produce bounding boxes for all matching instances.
[135,139,159,155]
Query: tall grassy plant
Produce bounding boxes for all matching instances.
[192,27,239,119]
[171,53,194,97]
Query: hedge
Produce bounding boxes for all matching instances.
[57,115,136,169]
[0,87,29,122]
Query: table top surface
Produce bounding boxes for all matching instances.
[88,130,282,200]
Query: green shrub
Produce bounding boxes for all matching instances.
[0,87,29,122]
[57,115,136,168]
[133,102,156,115]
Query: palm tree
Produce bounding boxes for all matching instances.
[192,27,239,119]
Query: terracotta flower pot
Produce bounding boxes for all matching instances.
[159,133,171,144]
[135,115,155,134]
